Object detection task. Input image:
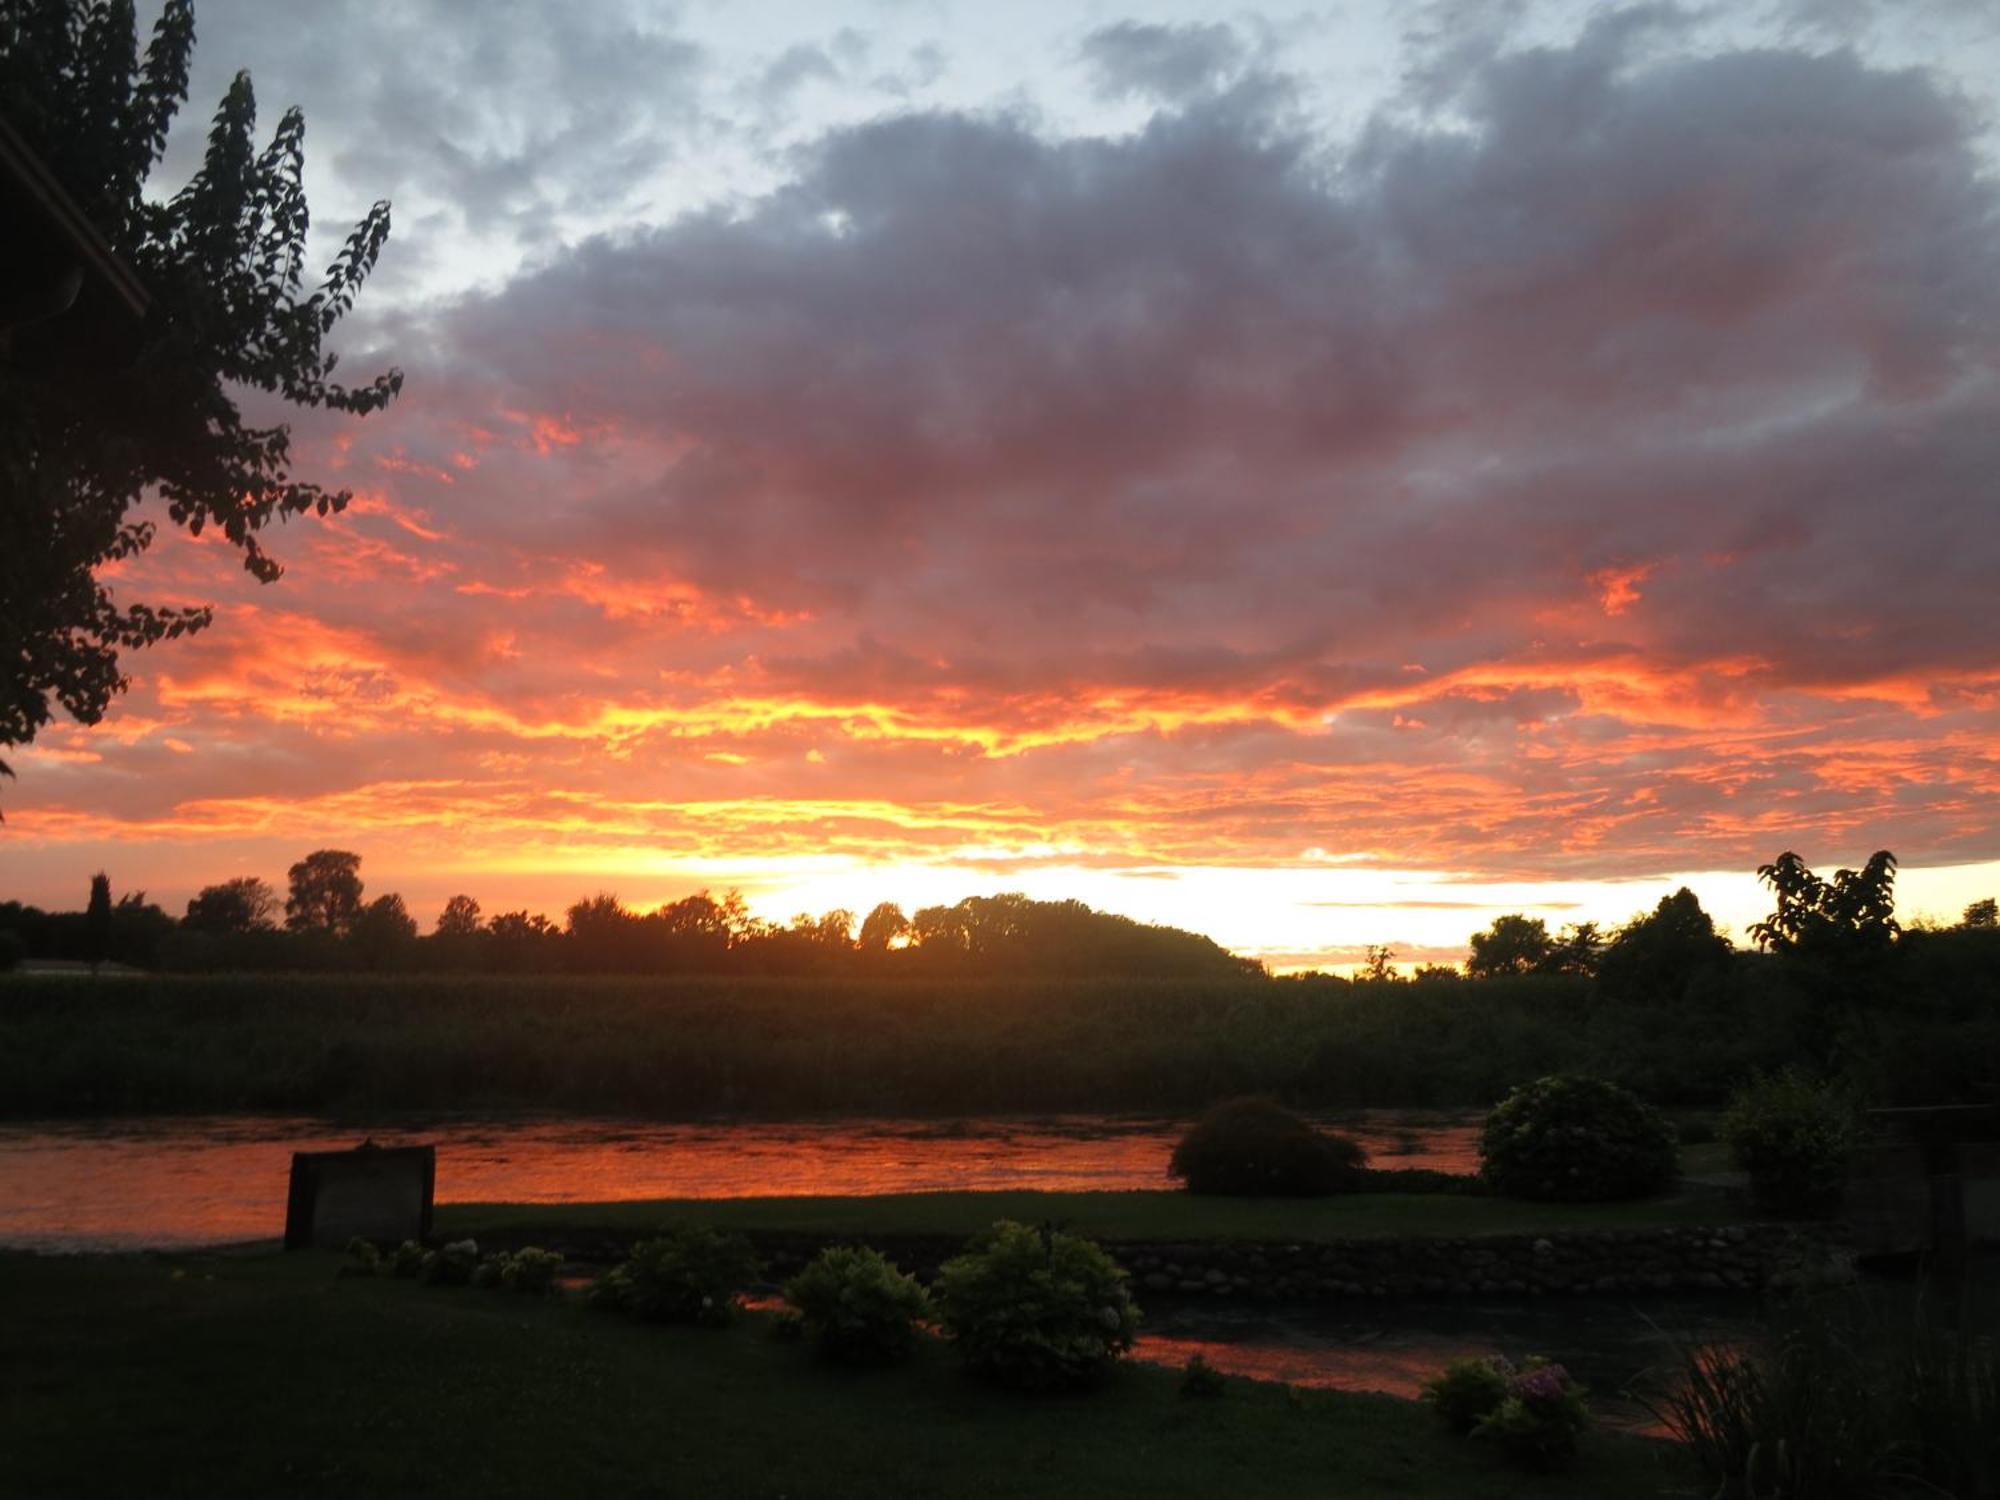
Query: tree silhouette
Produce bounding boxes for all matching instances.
[349,892,417,968]
[83,870,110,973]
[1963,897,1997,930]
[1465,914,1552,977]
[0,0,401,784]
[183,876,277,934]
[1596,886,1731,1000]
[1751,850,1899,960]
[284,849,364,935]
[857,902,909,953]
[434,894,482,939]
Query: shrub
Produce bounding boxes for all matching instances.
[1168,1097,1369,1196]
[498,1246,564,1294]
[933,1220,1140,1391]
[1479,1075,1678,1202]
[783,1246,931,1365]
[419,1238,479,1286]
[389,1239,426,1278]
[1422,1355,1510,1433]
[1179,1353,1227,1399]
[1641,1289,1999,1499]
[340,1237,381,1277]
[1472,1362,1590,1470]
[1720,1068,1860,1217]
[591,1226,760,1326]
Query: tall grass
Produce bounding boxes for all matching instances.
[1642,1288,1999,1498]
[0,965,1971,1118]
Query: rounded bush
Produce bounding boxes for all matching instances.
[1721,1068,1859,1218]
[498,1246,565,1294]
[933,1220,1139,1391]
[1479,1075,1678,1202]
[1168,1097,1369,1196]
[419,1238,479,1286]
[590,1226,760,1326]
[784,1245,931,1364]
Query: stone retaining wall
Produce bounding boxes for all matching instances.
[521,1222,1853,1299]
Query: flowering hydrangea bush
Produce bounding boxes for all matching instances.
[589,1226,760,1327]
[1425,1355,1592,1469]
[1480,1074,1678,1202]
[783,1245,931,1364]
[1473,1360,1591,1469]
[933,1220,1140,1391]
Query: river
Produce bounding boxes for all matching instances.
[0,1109,1481,1251]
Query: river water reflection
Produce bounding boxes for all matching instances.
[1132,1294,1755,1434]
[0,1110,1481,1251]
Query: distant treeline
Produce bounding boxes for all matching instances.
[0,857,1262,982]
[3,848,1996,1117]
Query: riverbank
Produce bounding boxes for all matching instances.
[0,1250,1692,1498]
[0,967,1814,1117]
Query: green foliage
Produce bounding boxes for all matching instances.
[1169,1097,1368,1196]
[339,1236,381,1277]
[389,1239,425,1278]
[419,1239,479,1287]
[1422,1356,1510,1433]
[1479,1075,1678,1202]
[592,1226,760,1326]
[498,1247,564,1294]
[933,1220,1139,1391]
[1469,1361,1590,1471]
[1642,1290,2000,1500]
[782,1245,931,1365]
[1427,1356,1590,1470]
[1721,1069,1860,1218]
[0,0,400,780]
[1,939,1992,1120]
[1179,1353,1227,1399]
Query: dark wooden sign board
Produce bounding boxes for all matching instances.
[285,1142,435,1250]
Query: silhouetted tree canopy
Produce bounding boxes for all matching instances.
[1964,897,1997,930]
[1465,914,1600,979]
[0,0,401,783]
[1592,888,1736,1004]
[1751,850,1899,961]
[433,894,482,940]
[1465,914,1552,978]
[284,849,363,935]
[182,876,277,934]
[82,870,110,971]
[1596,886,1731,1001]
[349,892,417,967]
[857,902,909,953]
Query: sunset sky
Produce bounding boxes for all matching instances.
[5,0,1999,970]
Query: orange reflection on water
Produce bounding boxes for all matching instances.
[0,1111,1481,1251]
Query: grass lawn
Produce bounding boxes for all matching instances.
[0,1251,1690,1499]
[443,1184,1758,1245]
